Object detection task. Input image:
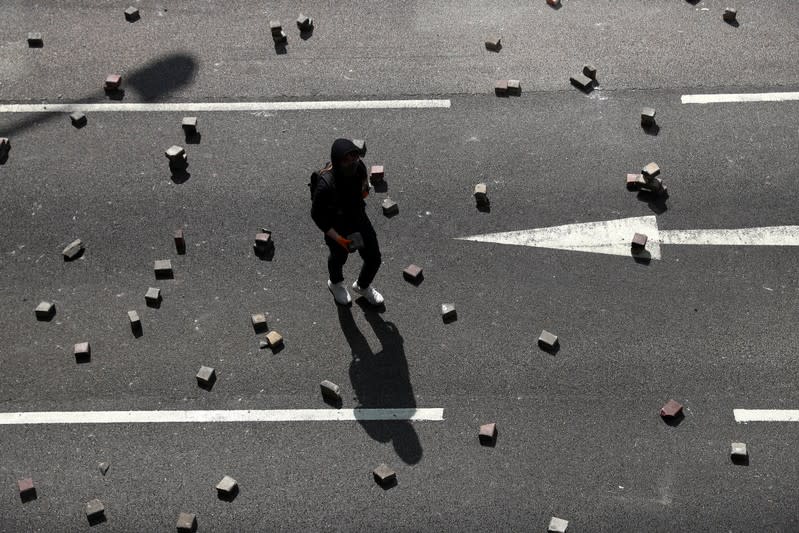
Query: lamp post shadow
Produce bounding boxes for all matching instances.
[337,304,423,465]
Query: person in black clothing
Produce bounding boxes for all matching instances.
[311,138,384,306]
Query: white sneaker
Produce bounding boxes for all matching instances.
[328,279,351,305]
[352,282,384,306]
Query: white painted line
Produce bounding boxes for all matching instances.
[660,226,799,246]
[681,92,799,104]
[455,216,662,259]
[0,408,445,424]
[0,100,451,113]
[457,217,799,260]
[734,409,799,422]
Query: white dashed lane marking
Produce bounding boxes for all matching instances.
[682,92,799,104]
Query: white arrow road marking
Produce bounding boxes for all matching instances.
[0,100,451,113]
[681,92,799,104]
[734,409,799,422]
[0,408,445,424]
[456,216,799,259]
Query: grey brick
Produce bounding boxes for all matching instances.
[145,287,161,306]
[296,14,314,31]
[320,380,341,404]
[731,442,748,458]
[181,116,197,132]
[479,422,497,445]
[403,264,424,284]
[723,8,737,22]
[507,79,521,96]
[251,313,268,333]
[18,478,36,502]
[62,238,84,259]
[373,464,396,486]
[27,32,43,47]
[269,20,283,35]
[265,331,283,348]
[216,475,238,498]
[69,112,87,128]
[176,512,197,533]
[484,37,501,52]
[154,259,173,278]
[85,499,104,519]
[254,231,274,254]
[441,303,457,323]
[570,73,594,91]
[631,233,648,251]
[35,301,55,320]
[641,107,656,127]
[74,341,91,363]
[128,310,141,334]
[538,330,558,350]
[174,229,186,254]
[165,145,185,160]
[124,7,140,22]
[548,516,569,532]
[660,399,683,418]
[196,366,216,388]
[474,183,489,205]
[494,80,508,96]
[104,74,121,90]
[382,198,399,217]
[642,162,660,178]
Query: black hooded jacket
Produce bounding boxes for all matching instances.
[311,139,369,233]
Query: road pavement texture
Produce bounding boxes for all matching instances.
[1,0,799,531]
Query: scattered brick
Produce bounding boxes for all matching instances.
[642,162,660,178]
[548,516,569,532]
[27,32,43,47]
[507,79,521,96]
[35,301,55,320]
[441,303,457,323]
[176,512,197,533]
[0,137,9,155]
[631,233,648,252]
[154,259,173,278]
[723,8,737,23]
[382,198,399,217]
[196,366,216,389]
[74,341,91,363]
[538,330,559,351]
[62,238,84,259]
[98,462,110,475]
[583,64,597,80]
[251,313,268,333]
[372,464,396,486]
[494,80,508,96]
[474,183,489,206]
[265,331,283,348]
[546,0,561,7]
[296,14,314,31]
[69,112,87,128]
[731,442,748,460]
[85,499,105,520]
[569,73,594,91]
[18,478,36,502]
[403,264,424,284]
[181,117,197,133]
[660,399,683,418]
[269,20,283,35]
[124,7,140,22]
[641,107,656,128]
[145,287,161,306]
[104,74,121,90]
[216,475,238,499]
[347,232,364,252]
[128,310,141,334]
[320,380,341,404]
[484,37,501,52]
[254,230,274,255]
[273,30,287,44]
[165,145,186,161]
[479,422,497,445]
[370,165,384,181]
[352,139,367,157]
[626,173,644,191]
[174,229,186,254]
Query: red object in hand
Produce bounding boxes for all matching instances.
[335,236,353,251]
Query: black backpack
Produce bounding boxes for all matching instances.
[309,162,333,201]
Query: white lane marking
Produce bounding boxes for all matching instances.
[455,215,662,259]
[0,408,445,424]
[681,92,799,104]
[734,409,799,422]
[0,100,451,113]
[659,226,799,246]
[457,217,799,259]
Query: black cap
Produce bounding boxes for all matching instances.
[330,138,359,166]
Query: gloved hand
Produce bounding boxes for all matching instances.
[335,235,353,252]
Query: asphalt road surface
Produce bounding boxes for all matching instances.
[1,1,798,531]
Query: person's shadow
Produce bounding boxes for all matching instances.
[337,302,423,465]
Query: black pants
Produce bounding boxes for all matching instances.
[325,214,382,288]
